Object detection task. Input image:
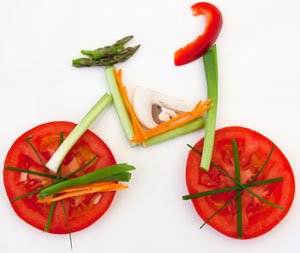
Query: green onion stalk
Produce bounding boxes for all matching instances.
[46,93,112,173]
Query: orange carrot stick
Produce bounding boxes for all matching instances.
[37,183,128,204]
[113,69,147,144]
[143,98,211,138]
[56,181,114,194]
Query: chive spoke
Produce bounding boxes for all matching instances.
[5,166,56,179]
[182,177,283,200]
[248,177,283,186]
[60,201,73,250]
[45,202,56,232]
[60,155,99,180]
[250,146,274,183]
[12,188,42,202]
[241,185,283,209]
[183,185,238,199]
[201,193,239,229]
[232,139,243,238]
[25,136,47,170]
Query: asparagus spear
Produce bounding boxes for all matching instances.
[81,44,125,60]
[73,45,140,67]
[73,35,139,66]
[112,35,134,47]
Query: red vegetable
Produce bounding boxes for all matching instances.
[3,121,116,234]
[174,2,223,66]
[186,126,295,239]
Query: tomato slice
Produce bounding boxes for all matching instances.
[3,121,116,234]
[186,126,295,239]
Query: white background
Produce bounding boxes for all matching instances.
[0,0,299,252]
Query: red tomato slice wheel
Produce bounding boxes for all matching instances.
[186,126,295,239]
[3,121,116,234]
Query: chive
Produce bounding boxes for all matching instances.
[45,203,56,232]
[145,118,205,146]
[39,163,135,198]
[200,45,218,171]
[46,93,112,173]
[60,201,73,250]
[250,146,274,183]
[26,134,54,231]
[25,136,47,170]
[215,163,284,210]
[12,188,41,202]
[5,166,56,179]
[182,177,283,200]
[105,66,136,146]
[201,194,239,229]
[232,139,243,238]
[60,155,99,180]
[11,155,98,202]
[188,145,284,210]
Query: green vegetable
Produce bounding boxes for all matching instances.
[232,139,243,238]
[25,136,47,170]
[200,45,218,171]
[61,201,72,249]
[105,66,136,146]
[111,35,135,47]
[145,118,205,146]
[5,166,56,179]
[45,202,55,232]
[46,93,112,173]
[182,177,283,200]
[73,46,140,67]
[200,194,238,229]
[11,162,132,201]
[72,35,140,67]
[81,45,125,60]
[45,133,64,233]
[39,163,135,199]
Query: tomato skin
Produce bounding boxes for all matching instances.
[186,126,295,239]
[3,121,117,234]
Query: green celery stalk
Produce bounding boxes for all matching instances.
[105,66,136,146]
[46,93,112,173]
[145,118,205,146]
[200,45,218,171]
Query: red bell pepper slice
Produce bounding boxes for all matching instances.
[174,2,223,66]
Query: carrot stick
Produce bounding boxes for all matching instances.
[113,69,147,144]
[143,98,211,138]
[37,183,128,204]
[56,181,113,194]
